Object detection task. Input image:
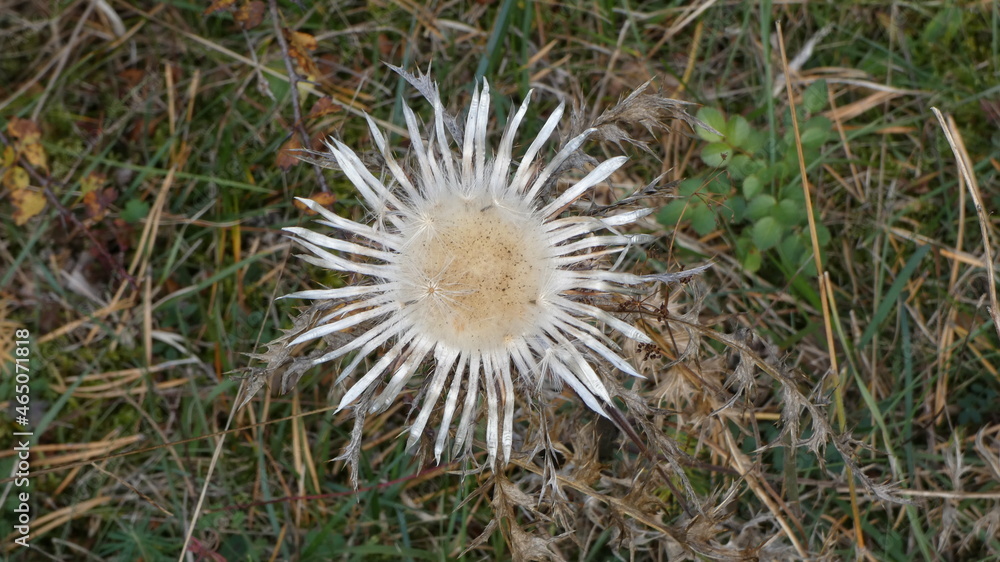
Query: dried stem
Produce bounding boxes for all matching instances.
[268,0,330,193]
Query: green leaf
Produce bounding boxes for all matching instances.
[747,194,776,220]
[727,115,752,148]
[756,164,774,184]
[752,216,782,250]
[782,144,799,166]
[802,79,828,114]
[657,199,690,227]
[921,6,962,44]
[678,178,703,196]
[701,142,731,167]
[773,160,792,182]
[816,222,831,246]
[265,73,290,101]
[717,203,735,223]
[695,107,727,142]
[800,116,832,148]
[728,154,754,180]
[797,233,820,275]
[773,198,802,226]
[742,129,766,154]
[344,545,437,560]
[741,250,762,273]
[779,233,804,263]
[689,204,717,236]
[781,234,817,276]
[802,147,822,166]
[705,175,730,194]
[729,195,747,222]
[782,182,805,202]
[121,199,150,223]
[743,174,763,199]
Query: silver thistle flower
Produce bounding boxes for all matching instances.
[280,70,707,470]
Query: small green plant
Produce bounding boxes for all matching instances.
[956,381,1000,426]
[659,80,833,277]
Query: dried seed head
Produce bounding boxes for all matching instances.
[395,194,551,352]
[279,74,708,470]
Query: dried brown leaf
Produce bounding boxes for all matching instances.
[284,29,319,78]
[118,68,146,89]
[275,137,303,170]
[287,29,317,52]
[7,117,40,144]
[307,96,342,119]
[234,0,265,29]
[975,428,1000,481]
[293,191,336,213]
[584,80,714,154]
[203,0,237,16]
[508,523,566,562]
[83,187,117,222]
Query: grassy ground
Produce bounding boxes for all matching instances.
[1,0,999,560]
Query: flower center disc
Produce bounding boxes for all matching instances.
[399,196,551,351]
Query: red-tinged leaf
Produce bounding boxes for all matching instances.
[81,190,103,217]
[11,188,46,225]
[204,0,237,16]
[186,537,228,562]
[308,96,342,119]
[235,0,265,29]
[377,33,393,57]
[276,138,302,170]
[293,191,336,214]
[8,118,41,144]
[110,218,134,254]
[83,187,118,222]
[981,99,1000,126]
[118,68,145,89]
[3,166,29,190]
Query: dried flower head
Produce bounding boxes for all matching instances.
[276,69,707,472]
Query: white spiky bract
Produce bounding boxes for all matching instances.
[283,79,696,469]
